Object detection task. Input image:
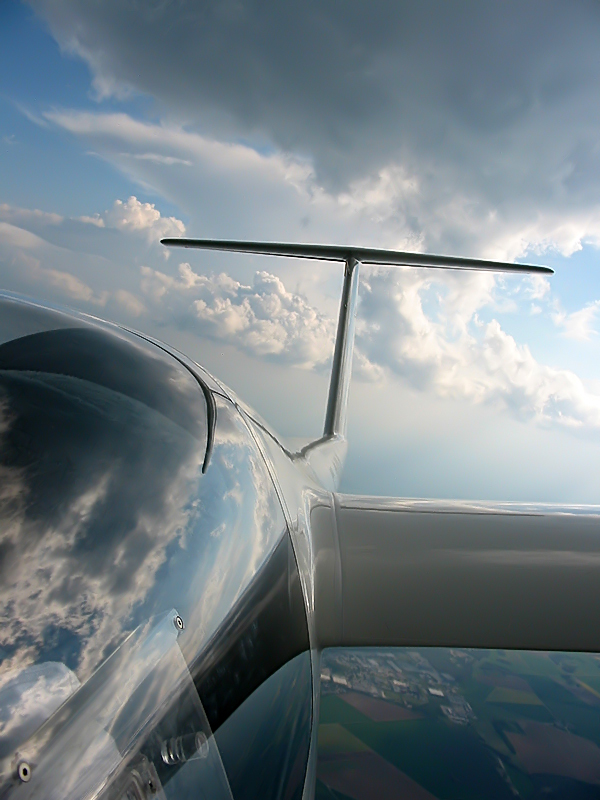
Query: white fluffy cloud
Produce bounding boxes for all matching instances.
[359,268,600,428]
[0,198,183,310]
[141,263,338,369]
[0,196,184,244]
[138,258,600,429]
[103,196,185,242]
[3,196,600,432]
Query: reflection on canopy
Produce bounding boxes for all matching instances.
[0,298,312,800]
[0,362,207,682]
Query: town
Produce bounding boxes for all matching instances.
[321,648,476,725]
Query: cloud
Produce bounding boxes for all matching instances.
[0,220,108,307]
[0,662,80,755]
[27,1,599,177]
[0,196,184,245]
[139,258,600,429]
[114,288,146,316]
[0,204,63,227]
[104,196,185,242]
[40,108,600,267]
[126,152,193,167]
[140,262,339,369]
[524,275,552,302]
[3,196,600,432]
[27,0,600,260]
[77,214,105,227]
[552,300,600,341]
[0,198,185,311]
[40,265,109,305]
[0,222,46,250]
[359,268,600,428]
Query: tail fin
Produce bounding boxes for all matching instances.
[161,238,552,485]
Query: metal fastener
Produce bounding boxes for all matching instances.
[173,614,185,631]
[195,732,209,759]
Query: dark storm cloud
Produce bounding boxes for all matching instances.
[26,0,600,255]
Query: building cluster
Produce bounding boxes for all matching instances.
[320,649,475,725]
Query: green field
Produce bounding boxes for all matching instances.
[317,647,600,799]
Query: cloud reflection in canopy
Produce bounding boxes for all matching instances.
[0,301,286,701]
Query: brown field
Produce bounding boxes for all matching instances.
[341,692,422,721]
[318,723,371,755]
[477,672,535,691]
[485,686,543,705]
[318,750,437,800]
[508,721,600,785]
[568,680,600,707]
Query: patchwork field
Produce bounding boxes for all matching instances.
[507,721,600,785]
[485,686,544,705]
[341,692,422,721]
[316,646,600,799]
[318,750,437,800]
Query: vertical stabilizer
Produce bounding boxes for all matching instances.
[160,237,551,488]
[323,258,360,438]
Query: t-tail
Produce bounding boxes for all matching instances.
[160,238,552,489]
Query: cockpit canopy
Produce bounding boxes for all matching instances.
[0,296,311,800]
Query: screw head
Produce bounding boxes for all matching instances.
[173,614,185,631]
[17,761,31,783]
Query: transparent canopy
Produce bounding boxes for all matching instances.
[0,296,312,800]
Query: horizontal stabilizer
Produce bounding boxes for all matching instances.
[160,238,553,274]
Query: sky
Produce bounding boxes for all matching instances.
[2,0,600,502]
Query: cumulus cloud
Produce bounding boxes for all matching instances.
[0,198,185,310]
[0,196,184,246]
[140,263,339,369]
[359,268,600,428]
[104,196,185,242]
[138,259,600,429]
[3,195,600,432]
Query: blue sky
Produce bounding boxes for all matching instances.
[3,0,600,502]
